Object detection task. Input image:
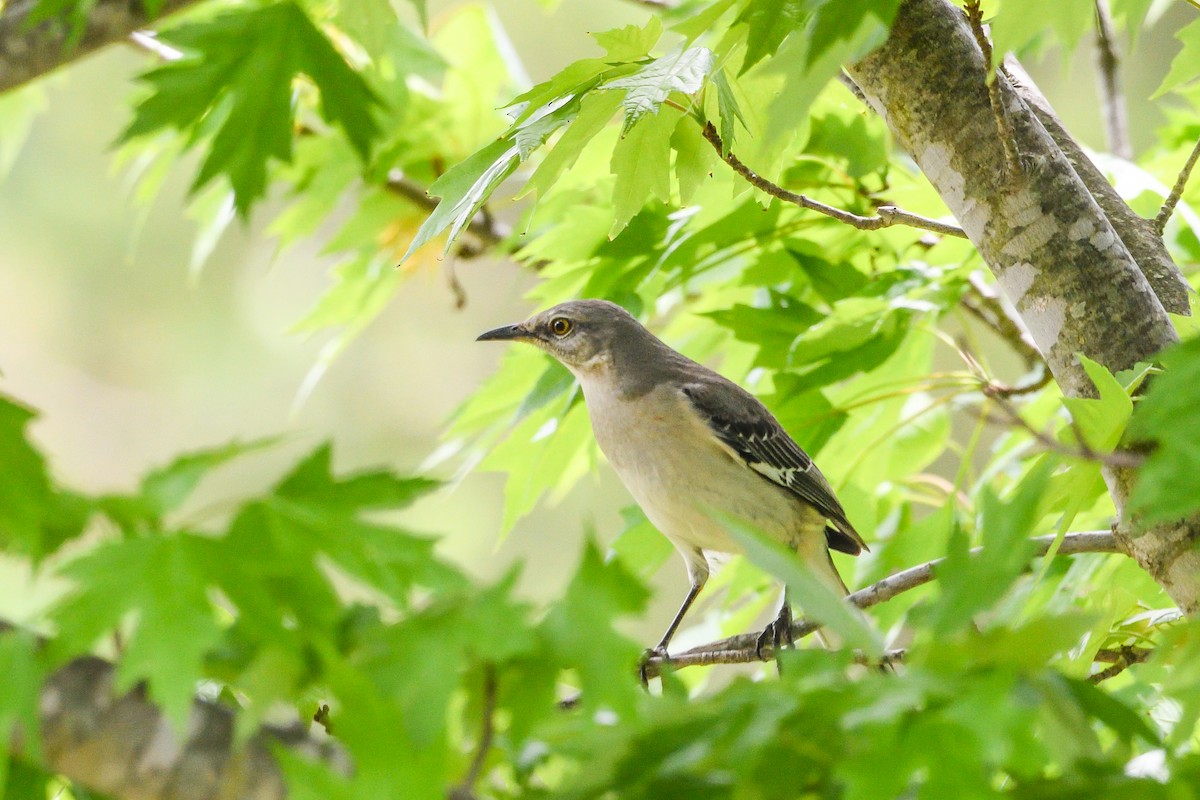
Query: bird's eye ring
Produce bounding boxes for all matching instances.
[550,317,573,337]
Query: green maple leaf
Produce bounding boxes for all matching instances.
[51,535,222,731]
[122,1,381,215]
[1129,337,1200,523]
[401,97,580,262]
[603,46,715,133]
[0,395,90,561]
[735,0,808,73]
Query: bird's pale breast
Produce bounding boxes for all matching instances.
[582,381,824,555]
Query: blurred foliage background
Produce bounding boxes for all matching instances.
[0,0,1193,632]
[3,0,1200,796]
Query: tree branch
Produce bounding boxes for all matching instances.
[961,271,1044,369]
[1154,135,1200,236]
[699,121,967,239]
[972,390,1145,468]
[384,171,511,253]
[1,634,348,800]
[1001,58,1191,316]
[846,0,1200,614]
[1093,0,1132,160]
[641,531,1122,678]
[1089,644,1153,683]
[964,1,1020,177]
[0,0,205,94]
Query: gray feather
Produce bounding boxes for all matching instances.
[681,379,866,555]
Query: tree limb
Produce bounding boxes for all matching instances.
[1001,58,1191,315]
[699,121,967,239]
[642,530,1122,678]
[0,0,204,94]
[1,639,348,800]
[846,0,1200,614]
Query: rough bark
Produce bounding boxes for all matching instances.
[1002,58,1191,315]
[846,0,1200,613]
[12,650,347,800]
[0,0,202,95]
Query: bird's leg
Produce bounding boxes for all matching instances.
[639,580,705,685]
[755,588,795,660]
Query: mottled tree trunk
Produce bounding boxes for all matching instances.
[847,0,1200,612]
[15,651,346,800]
[0,0,201,94]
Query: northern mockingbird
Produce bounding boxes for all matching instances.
[478,299,866,662]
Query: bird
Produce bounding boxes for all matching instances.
[477,299,866,667]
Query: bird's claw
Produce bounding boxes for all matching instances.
[638,645,669,686]
[755,603,794,660]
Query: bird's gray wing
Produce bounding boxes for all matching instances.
[681,379,866,555]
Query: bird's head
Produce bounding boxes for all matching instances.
[476,299,643,377]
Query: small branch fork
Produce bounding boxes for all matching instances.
[1154,136,1200,235]
[699,122,967,240]
[1089,645,1153,683]
[641,531,1121,678]
[964,1,1020,178]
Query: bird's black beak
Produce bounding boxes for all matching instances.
[476,323,529,342]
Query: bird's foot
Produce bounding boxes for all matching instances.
[638,646,669,686]
[755,603,794,660]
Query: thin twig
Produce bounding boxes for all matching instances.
[1089,644,1153,683]
[1093,0,1131,159]
[700,122,967,239]
[981,364,1052,398]
[641,531,1122,678]
[1154,136,1200,235]
[385,171,511,251]
[964,1,1020,178]
[961,272,1044,368]
[128,30,184,61]
[449,666,498,800]
[978,389,1145,469]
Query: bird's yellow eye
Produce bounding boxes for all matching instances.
[550,317,573,337]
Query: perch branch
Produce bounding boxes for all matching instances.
[700,122,967,239]
[641,530,1122,678]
